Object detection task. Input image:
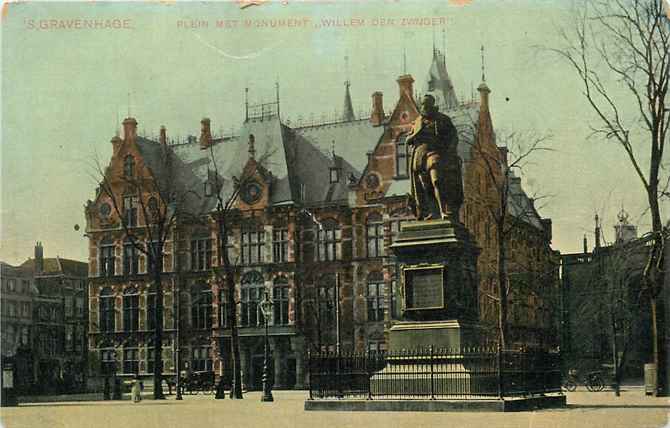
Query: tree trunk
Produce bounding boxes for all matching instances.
[647,187,667,397]
[227,268,243,399]
[216,214,243,399]
[152,259,166,399]
[497,227,509,350]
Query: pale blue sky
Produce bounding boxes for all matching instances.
[1,0,666,264]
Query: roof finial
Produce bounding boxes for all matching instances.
[331,140,336,158]
[432,27,436,56]
[402,46,407,74]
[480,45,486,82]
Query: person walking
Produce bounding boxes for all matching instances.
[131,376,142,403]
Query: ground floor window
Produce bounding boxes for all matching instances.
[192,346,212,372]
[123,348,139,374]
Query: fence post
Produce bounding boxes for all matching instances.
[430,345,435,400]
[366,351,372,400]
[307,349,313,401]
[497,343,504,400]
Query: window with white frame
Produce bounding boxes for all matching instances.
[240,271,263,327]
[316,219,340,262]
[241,224,265,265]
[272,227,289,263]
[123,288,139,332]
[366,213,385,258]
[99,287,115,333]
[99,239,116,277]
[191,283,212,330]
[192,346,212,372]
[191,237,213,271]
[273,276,289,326]
[366,272,386,322]
[395,134,408,178]
[123,347,139,374]
[123,239,139,275]
[123,195,138,227]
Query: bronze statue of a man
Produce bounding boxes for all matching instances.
[407,94,463,222]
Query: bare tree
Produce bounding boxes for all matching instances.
[207,137,276,399]
[552,0,668,395]
[92,142,197,400]
[570,235,651,396]
[464,126,553,349]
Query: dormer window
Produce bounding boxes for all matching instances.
[123,155,135,178]
[395,134,408,178]
[330,167,340,183]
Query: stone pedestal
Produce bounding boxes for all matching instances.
[371,219,482,397]
[390,219,480,328]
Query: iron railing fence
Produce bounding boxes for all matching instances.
[308,346,562,400]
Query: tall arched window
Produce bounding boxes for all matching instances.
[316,273,336,327]
[123,238,139,275]
[366,213,384,258]
[123,155,135,178]
[273,276,289,326]
[191,283,212,330]
[99,287,115,333]
[395,134,408,178]
[99,238,116,277]
[240,271,264,327]
[317,219,341,261]
[123,287,139,332]
[147,284,162,332]
[366,272,385,322]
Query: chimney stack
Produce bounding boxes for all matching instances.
[34,242,44,274]
[396,74,415,99]
[478,81,491,112]
[122,117,138,141]
[110,135,122,156]
[583,234,588,254]
[159,126,167,146]
[370,92,385,127]
[200,118,212,150]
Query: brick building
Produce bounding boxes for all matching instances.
[0,243,88,393]
[85,48,558,390]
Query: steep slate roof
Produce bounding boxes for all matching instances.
[19,257,87,277]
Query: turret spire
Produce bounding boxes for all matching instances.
[342,55,355,121]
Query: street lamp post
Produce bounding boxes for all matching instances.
[259,290,274,402]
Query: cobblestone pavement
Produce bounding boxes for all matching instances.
[1,389,668,428]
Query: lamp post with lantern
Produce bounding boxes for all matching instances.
[259,290,274,402]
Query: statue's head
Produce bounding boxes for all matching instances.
[420,94,438,117]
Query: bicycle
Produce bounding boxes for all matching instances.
[563,370,605,392]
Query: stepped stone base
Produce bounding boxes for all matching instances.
[304,395,566,412]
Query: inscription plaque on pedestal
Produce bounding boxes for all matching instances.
[403,265,445,311]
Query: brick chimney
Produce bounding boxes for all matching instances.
[34,242,44,274]
[369,92,385,127]
[200,118,212,150]
[111,135,122,156]
[396,74,414,99]
[122,117,137,141]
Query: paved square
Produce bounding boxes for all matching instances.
[1,389,668,428]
